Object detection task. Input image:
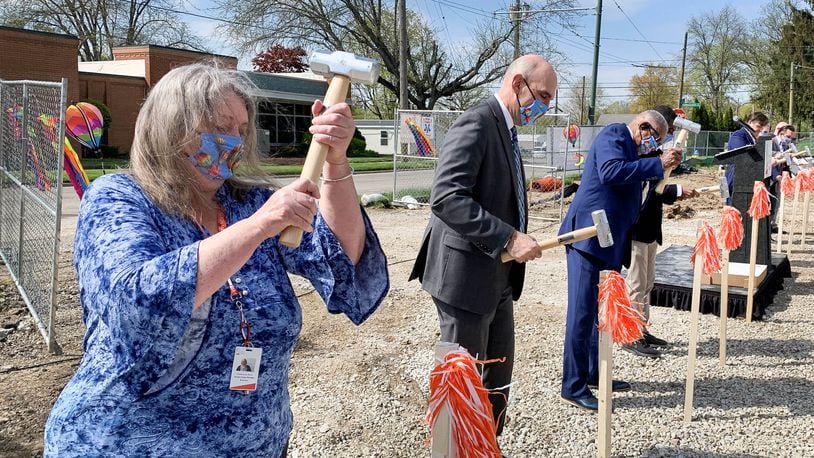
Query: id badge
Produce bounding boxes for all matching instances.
[230,346,262,391]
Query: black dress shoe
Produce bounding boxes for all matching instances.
[643,331,669,347]
[587,380,632,392]
[561,394,598,412]
[622,339,660,358]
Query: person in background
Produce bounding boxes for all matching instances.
[44,63,389,457]
[410,54,557,442]
[622,105,699,358]
[559,109,681,411]
[725,112,770,206]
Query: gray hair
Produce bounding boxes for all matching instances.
[641,109,668,133]
[130,62,277,220]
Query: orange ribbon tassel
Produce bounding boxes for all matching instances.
[719,206,744,251]
[747,181,770,220]
[800,169,814,193]
[781,171,794,197]
[426,350,503,458]
[598,271,645,345]
[691,222,722,275]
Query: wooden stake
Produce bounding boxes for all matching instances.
[745,207,761,323]
[597,326,613,458]
[684,257,704,423]
[800,191,811,249]
[431,342,459,458]
[787,181,800,256]
[719,248,729,366]
[775,188,786,254]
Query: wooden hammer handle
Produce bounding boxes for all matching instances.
[501,226,598,263]
[654,128,690,194]
[279,75,352,248]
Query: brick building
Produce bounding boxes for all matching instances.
[1,26,328,156]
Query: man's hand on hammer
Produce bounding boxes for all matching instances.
[506,231,543,263]
[660,147,682,171]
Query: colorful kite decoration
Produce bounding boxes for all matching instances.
[575,152,585,167]
[63,138,90,198]
[562,124,580,147]
[4,105,53,192]
[66,101,106,174]
[403,117,436,157]
[65,102,103,151]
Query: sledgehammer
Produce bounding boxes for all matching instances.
[696,176,730,200]
[279,50,380,248]
[501,209,613,262]
[654,117,702,194]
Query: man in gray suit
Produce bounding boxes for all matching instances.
[410,54,557,437]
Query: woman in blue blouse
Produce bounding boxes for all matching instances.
[44,63,389,457]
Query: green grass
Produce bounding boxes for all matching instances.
[384,187,432,204]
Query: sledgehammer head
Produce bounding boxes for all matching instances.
[309,50,380,84]
[719,176,730,200]
[591,209,614,248]
[673,117,702,134]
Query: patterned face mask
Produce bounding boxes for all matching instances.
[517,78,549,126]
[188,133,243,180]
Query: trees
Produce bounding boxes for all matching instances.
[558,77,605,124]
[216,0,576,111]
[686,6,750,115]
[628,66,679,113]
[0,0,203,61]
[752,2,814,128]
[252,45,308,73]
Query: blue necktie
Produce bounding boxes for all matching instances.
[510,127,526,232]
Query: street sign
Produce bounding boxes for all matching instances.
[682,102,701,108]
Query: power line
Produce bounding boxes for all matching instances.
[611,0,664,61]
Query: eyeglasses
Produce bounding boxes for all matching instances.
[639,123,663,145]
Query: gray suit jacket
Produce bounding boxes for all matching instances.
[409,97,527,313]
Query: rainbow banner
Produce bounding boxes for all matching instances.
[403,117,436,157]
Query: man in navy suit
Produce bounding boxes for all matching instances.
[725,112,769,206]
[559,110,681,411]
[411,54,556,436]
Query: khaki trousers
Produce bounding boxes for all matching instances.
[626,240,658,323]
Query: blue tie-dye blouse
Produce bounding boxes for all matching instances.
[44,174,389,457]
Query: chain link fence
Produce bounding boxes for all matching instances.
[0,79,67,354]
[391,108,581,223]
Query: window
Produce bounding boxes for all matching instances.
[380,130,388,146]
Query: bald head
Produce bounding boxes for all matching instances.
[497,54,558,125]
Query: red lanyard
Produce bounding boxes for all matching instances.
[198,205,253,347]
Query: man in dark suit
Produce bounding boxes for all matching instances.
[623,105,698,358]
[410,54,557,436]
[725,112,769,206]
[559,110,681,411]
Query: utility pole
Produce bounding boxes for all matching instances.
[512,0,522,59]
[587,0,602,125]
[580,76,586,124]
[677,31,688,109]
[788,62,795,125]
[398,0,409,110]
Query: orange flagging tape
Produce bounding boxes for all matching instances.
[781,171,794,197]
[748,181,770,219]
[691,222,722,275]
[719,206,744,251]
[598,271,645,345]
[426,350,504,458]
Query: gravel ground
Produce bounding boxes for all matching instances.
[2,167,814,457]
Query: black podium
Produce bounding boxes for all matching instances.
[713,140,772,265]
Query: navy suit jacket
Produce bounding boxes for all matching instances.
[559,123,663,270]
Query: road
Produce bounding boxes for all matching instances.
[59,170,415,245]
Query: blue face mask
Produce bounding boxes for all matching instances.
[640,135,658,155]
[517,78,549,126]
[188,132,243,180]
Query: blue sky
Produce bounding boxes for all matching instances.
[182,0,767,104]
